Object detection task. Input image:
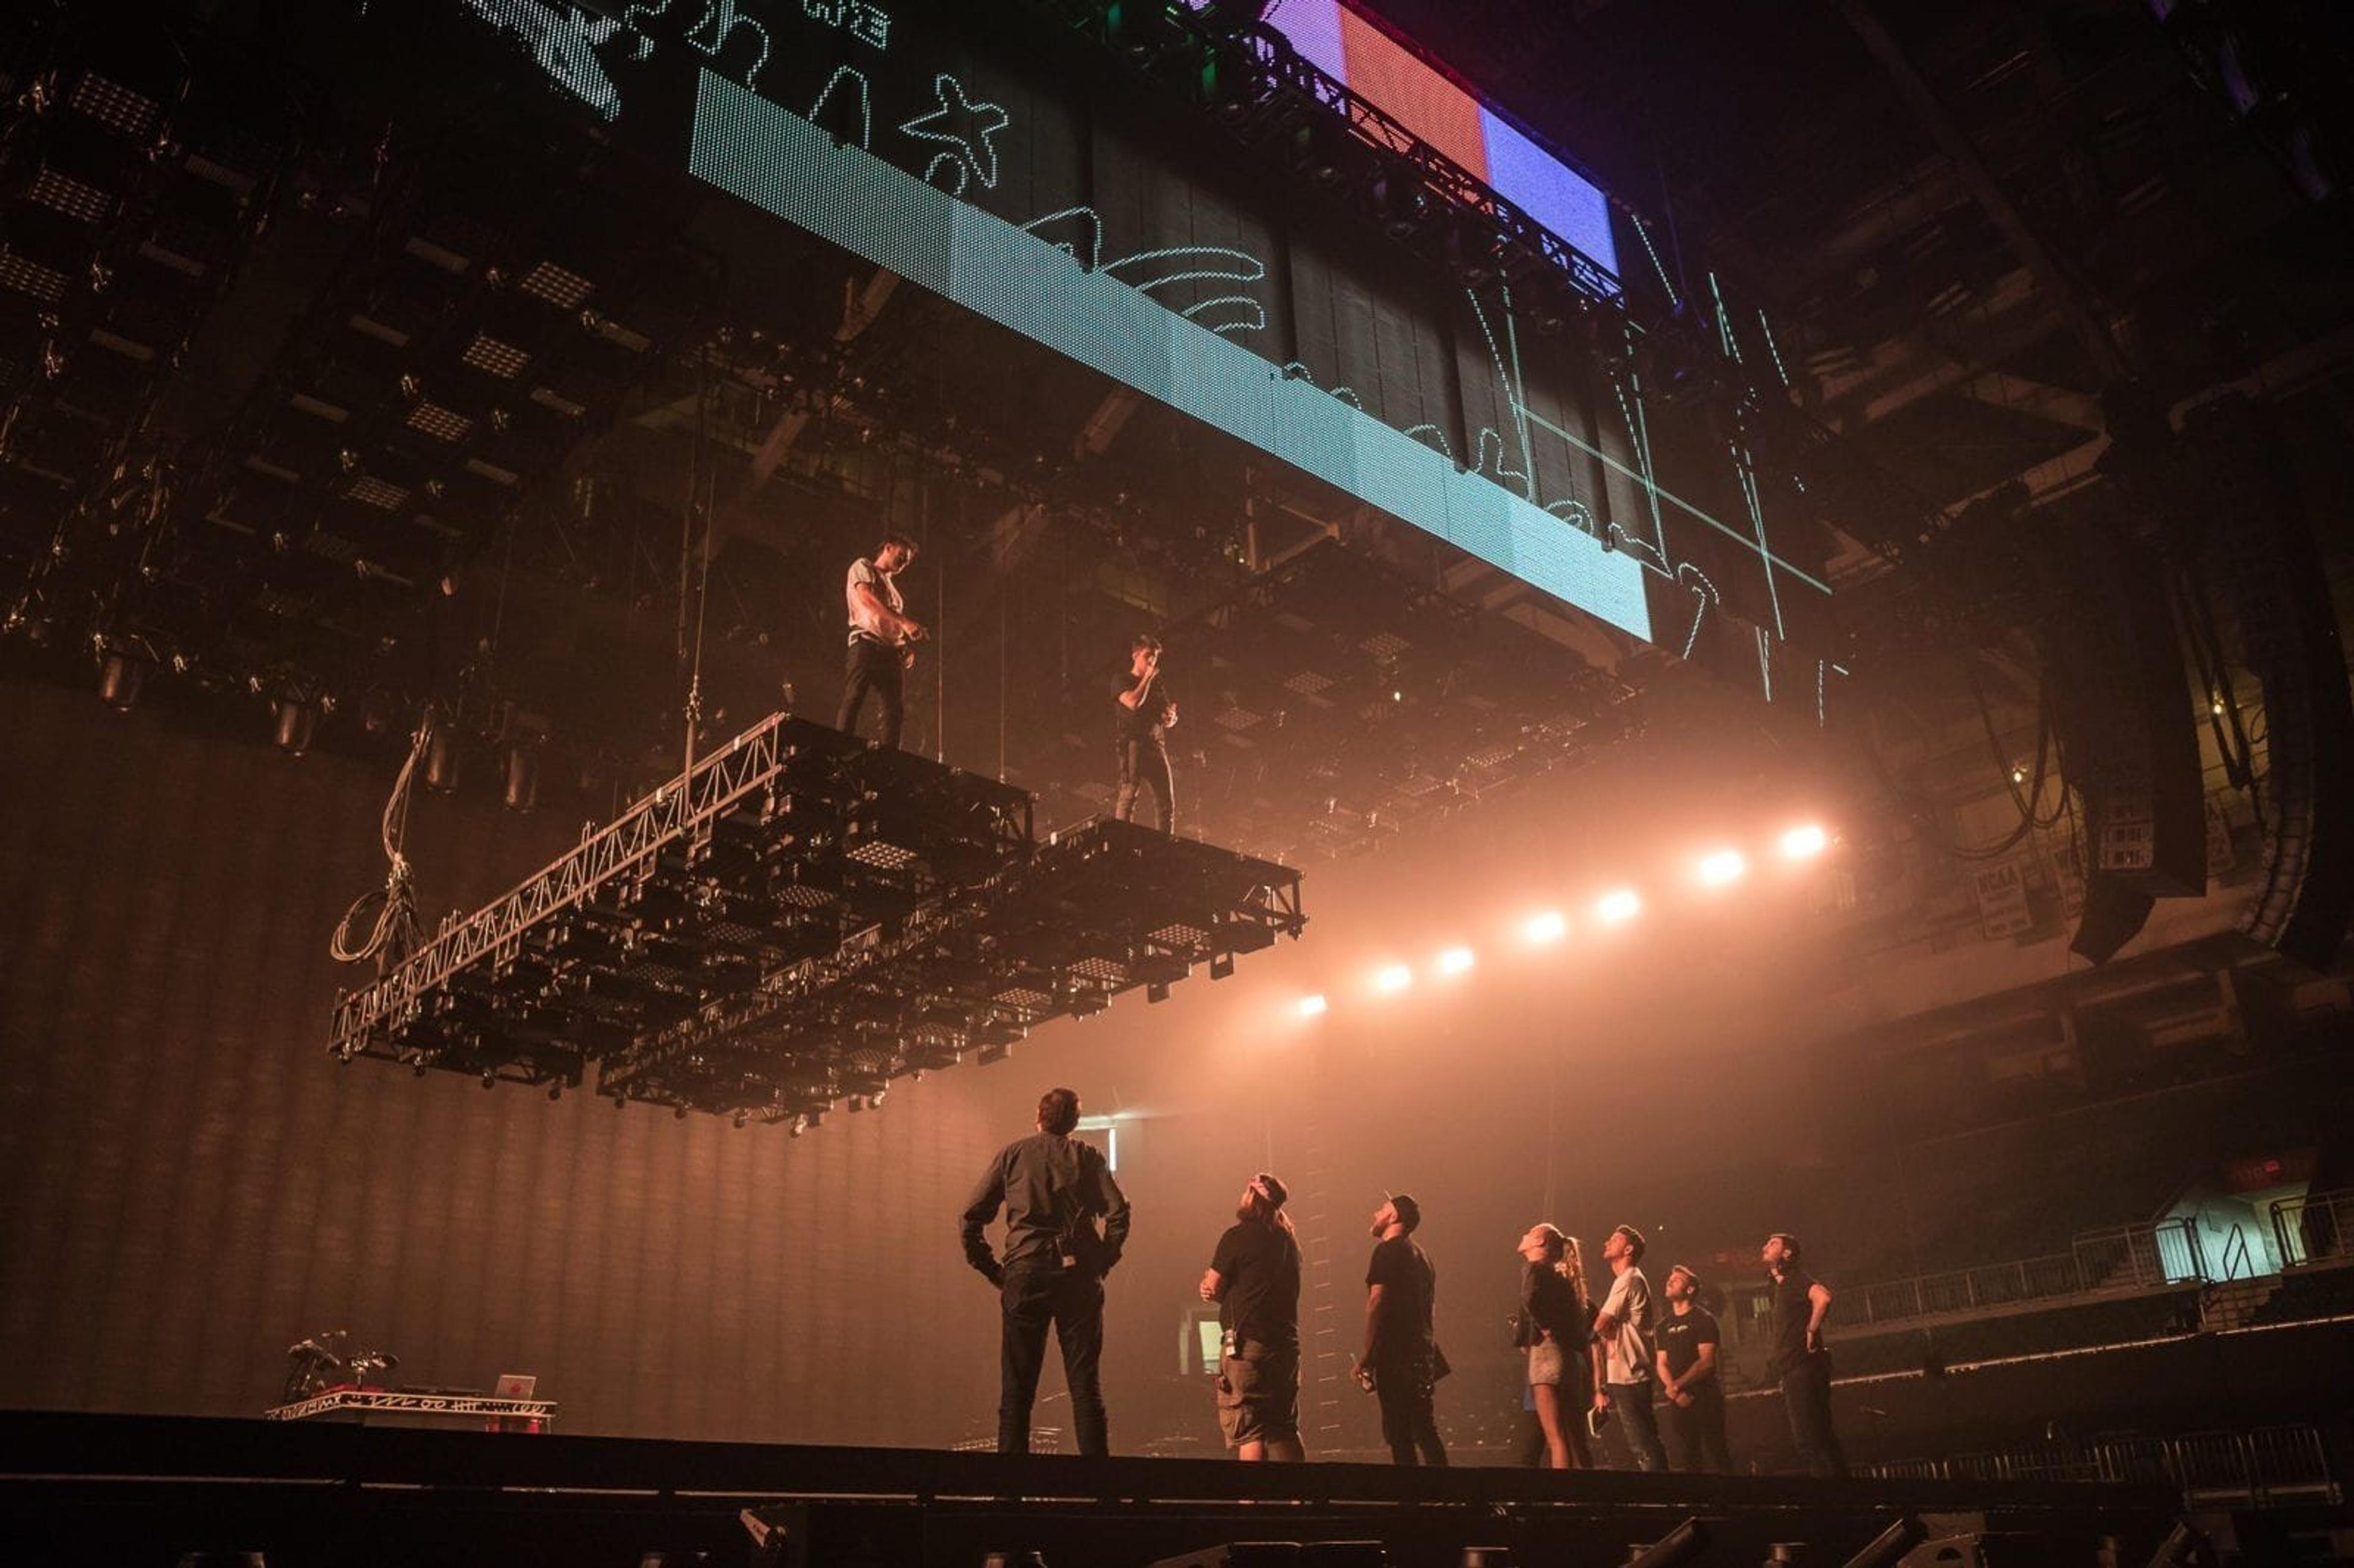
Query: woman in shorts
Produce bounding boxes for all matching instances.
[1514,1223,1601,1468]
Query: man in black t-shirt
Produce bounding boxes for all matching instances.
[1763,1232,1846,1477]
[1111,634,1178,833]
[1358,1193,1446,1466]
[1653,1264,1732,1473]
[1200,1173,1305,1461]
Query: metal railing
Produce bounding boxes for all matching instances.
[1846,1217,2203,1329]
[2271,1187,2353,1269]
[1862,1424,2340,1509]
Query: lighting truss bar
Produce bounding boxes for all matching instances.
[1029,4,1621,310]
[1236,29,1623,306]
[329,713,813,1061]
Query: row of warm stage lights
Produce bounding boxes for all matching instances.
[1293,823,1833,1019]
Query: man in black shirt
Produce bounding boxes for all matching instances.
[1112,634,1178,833]
[1357,1193,1446,1466]
[961,1088,1132,1455]
[1653,1264,1732,1474]
[1200,1172,1305,1461]
[1762,1231,1845,1477]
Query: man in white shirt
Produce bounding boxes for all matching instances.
[835,533,926,748]
[1590,1222,1668,1471]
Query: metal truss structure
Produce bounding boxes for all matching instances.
[330,715,1303,1122]
[263,1389,558,1425]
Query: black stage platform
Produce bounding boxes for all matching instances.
[0,1412,2190,1567]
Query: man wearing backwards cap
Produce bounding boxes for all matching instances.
[1357,1193,1446,1466]
[1200,1173,1306,1461]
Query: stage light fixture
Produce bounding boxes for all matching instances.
[1696,848,1745,886]
[1522,910,1567,943]
[1838,1514,1926,1568]
[520,260,594,309]
[99,650,143,711]
[2140,1521,2212,1568]
[1780,823,1829,859]
[425,726,462,793]
[1209,952,1235,980]
[1594,888,1641,923]
[1436,946,1475,976]
[1626,1517,1707,1568]
[1297,993,1328,1018]
[503,745,539,813]
[1146,981,1171,1004]
[272,698,316,756]
[1374,964,1412,993]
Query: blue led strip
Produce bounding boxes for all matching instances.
[689,69,1652,641]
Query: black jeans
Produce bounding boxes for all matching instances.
[1780,1351,1846,1477]
[997,1262,1108,1456]
[1373,1361,1446,1466]
[1112,737,1175,832]
[1663,1390,1733,1473]
[837,637,905,748]
[1604,1381,1668,1471]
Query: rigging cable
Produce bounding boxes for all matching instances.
[330,709,434,970]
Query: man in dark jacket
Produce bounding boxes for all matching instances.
[962,1087,1131,1455]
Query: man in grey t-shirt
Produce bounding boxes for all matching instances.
[835,532,926,748]
[1590,1222,1668,1471]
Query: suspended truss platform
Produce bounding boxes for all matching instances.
[328,714,1304,1121]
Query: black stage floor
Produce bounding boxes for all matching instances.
[0,1411,2189,1567]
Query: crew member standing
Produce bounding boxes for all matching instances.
[1764,1232,1846,1477]
[836,533,926,748]
[1654,1263,1733,1473]
[1112,634,1178,832]
[961,1087,1130,1456]
[1200,1173,1306,1461]
[1591,1222,1669,1471]
[1357,1194,1446,1467]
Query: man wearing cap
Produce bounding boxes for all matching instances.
[1200,1173,1305,1461]
[1357,1193,1446,1466]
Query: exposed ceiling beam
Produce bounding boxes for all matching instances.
[1836,0,2128,385]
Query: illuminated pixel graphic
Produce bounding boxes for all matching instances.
[690,69,1653,639]
[1249,0,1618,278]
[448,0,1848,701]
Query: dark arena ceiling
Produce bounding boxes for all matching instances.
[1,0,2348,934]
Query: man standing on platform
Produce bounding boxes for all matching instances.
[1591,1223,1668,1471]
[1764,1232,1846,1477]
[1356,1193,1446,1466]
[1200,1172,1306,1461]
[961,1087,1130,1456]
[1111,634,1178,833]
[836,533,926,748]
[1654,1263,1733,1473]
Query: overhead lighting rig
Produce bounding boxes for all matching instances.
[329,715,1306,1122]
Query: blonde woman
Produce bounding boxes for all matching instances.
[1514,1224,1603,1468]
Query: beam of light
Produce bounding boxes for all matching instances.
[1696,848,1746,886]
[1522,910,1567,943]
[1594,888,1642,924]
[1297,993,1328,1018]
[1373,964,1412,994]
[1436,946,1476,976]
[1779,823,1829,860]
